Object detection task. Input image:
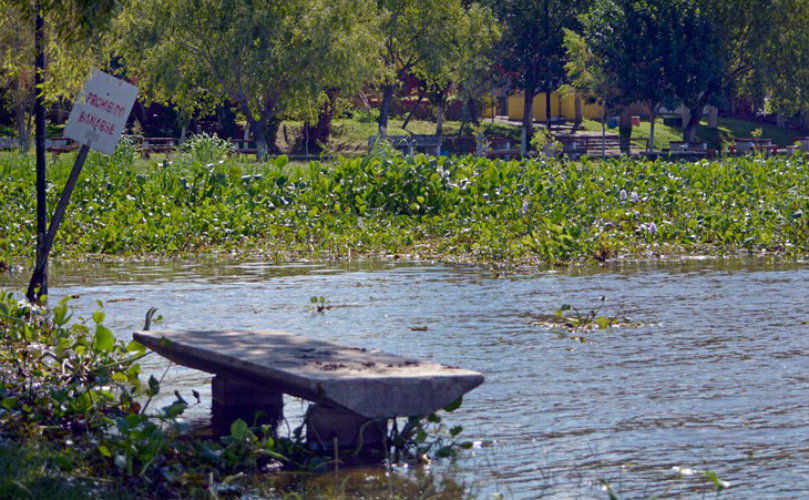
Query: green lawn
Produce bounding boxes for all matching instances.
[578,118,683,150]
[697,117,803,147]
[578,115,806,150]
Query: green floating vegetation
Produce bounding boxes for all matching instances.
[528,297,644,343]
[1,145,809,265]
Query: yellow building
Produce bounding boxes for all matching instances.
[504,91,604,121]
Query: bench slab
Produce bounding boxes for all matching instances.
[133,329,483,419]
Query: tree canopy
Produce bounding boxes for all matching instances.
[117,0,382,157]
[0,0,118,150]
[4,0,809,154]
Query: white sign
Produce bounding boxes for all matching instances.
[64,69,138,155]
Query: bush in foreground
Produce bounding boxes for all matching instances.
[0,292,469,499]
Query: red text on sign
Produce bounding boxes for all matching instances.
[78,111,116,136]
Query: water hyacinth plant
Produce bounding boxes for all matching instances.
[1,150,808,264]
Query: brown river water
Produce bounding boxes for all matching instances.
[2,257,808,499]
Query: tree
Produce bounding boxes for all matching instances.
[497,0,588,154]
[375,0,464,137]
[453,3,502,128]
[0,6,36,152]
[2,0,120,303]
[411,2,500,139]
[662,0,725,142]
[747,0,809,123]
[670,0,798,140]
[562,29,620,158]
[582,0,679,152]
[581,0,785,145]
[0,4,102,151]
[117,0,382,158]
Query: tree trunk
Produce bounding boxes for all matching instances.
[301,90,338,152]
[619,108,632,154]
[251,120,268,160]
[521,91,535,155]
[435,101,445,139]
[545,90,552,129]
[467,98,480,127]
[707,106,718,128]
[29,2,47,303]
[378,84,395,137]
[683,105,703,142]
[265,116,280,154]
[15,102,30,152]
[574,93,583,125]
[401,86,426,129]
[601,108,607,159]
[648,106,657,152]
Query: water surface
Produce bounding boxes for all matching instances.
[2,257,807,499]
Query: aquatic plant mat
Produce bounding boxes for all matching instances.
[1,150,808,266]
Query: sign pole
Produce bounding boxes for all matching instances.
[26,144,90,302]
[26,69,138,304]
[29,0,48,304]
[26,68,137,304]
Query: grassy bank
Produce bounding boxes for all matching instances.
[1,143,809,267]
[578,117,684,150]
[697,116,804,147]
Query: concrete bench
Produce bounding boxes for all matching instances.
[140,137,178,157]
[133,329,483,453]
[368,135,442,156]
[230,139,257,156]
[485,148,520,160]
[0,138,20,150]
[557,134,648,158]
[45,137,80,159]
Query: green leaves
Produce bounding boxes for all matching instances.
[93,324,115,352]
[229,419,249,441]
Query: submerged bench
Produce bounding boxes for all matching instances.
[133,329,484,453]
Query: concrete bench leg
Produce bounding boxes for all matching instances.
[211,375,283,435]
[306,404,387,456]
